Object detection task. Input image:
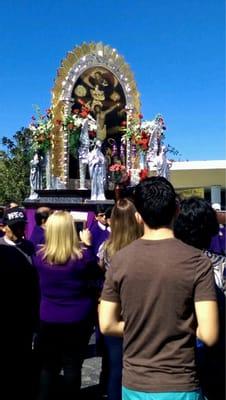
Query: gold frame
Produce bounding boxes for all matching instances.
[51,42,141,186]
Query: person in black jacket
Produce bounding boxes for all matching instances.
[0,244,39,399]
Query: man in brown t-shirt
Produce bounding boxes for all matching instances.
[99,177,219,400]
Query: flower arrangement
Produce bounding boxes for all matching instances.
[121,110,175,185]
[62,102,97,158]
[29,106,53,155]
[122,111,150,153]
[109,163,128,184]
[62,110,84,157]
[122,112,167,154]
[122,111,141,142]
[135,131,149,151]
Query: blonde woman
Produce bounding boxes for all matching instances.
[98,199,143,400]
[33,211,98,400]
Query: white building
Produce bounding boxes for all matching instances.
[170,160,226,210]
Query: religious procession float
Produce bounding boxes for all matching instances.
[25,42,173,211]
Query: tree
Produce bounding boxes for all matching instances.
[0,128,33,205]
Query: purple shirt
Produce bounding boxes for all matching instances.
[33,248,98,323]
[209,226,226,256]
[29,225,45,251]
[89,221,110,256]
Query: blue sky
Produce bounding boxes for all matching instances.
[0,0,225,160]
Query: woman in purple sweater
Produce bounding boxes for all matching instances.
[33,211,98,400]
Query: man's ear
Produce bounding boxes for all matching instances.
[135,211,143,225]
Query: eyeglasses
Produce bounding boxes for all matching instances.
[97,213,106,218]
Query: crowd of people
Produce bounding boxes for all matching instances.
[0,177,225,400]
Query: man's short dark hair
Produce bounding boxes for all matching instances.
[174,197,219,250]
[95,205,107,216]
[35,208,50,226]
[104,206,113,220]
[9,222,26,239]
[134,176,177,229]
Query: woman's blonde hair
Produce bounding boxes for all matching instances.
[41,211,82,264]
[105,198,142,259]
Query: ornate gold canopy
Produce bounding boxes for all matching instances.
[51,42,141,186]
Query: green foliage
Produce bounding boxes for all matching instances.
[68,127,81,158]
[62,113,84,158]
[0,128,32,205]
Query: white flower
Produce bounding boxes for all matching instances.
[29,124,36,132]
[88,119,97,132]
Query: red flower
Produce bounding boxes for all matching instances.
[121,120,127,127]
[136,139,148,150]
[56,119,62,126]
[89,131,96,138]
[135,132,149,151]
[80,110,89,118]
[138,113,143,119]
[139,168,149,181]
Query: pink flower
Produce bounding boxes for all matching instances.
[109,163,125,172]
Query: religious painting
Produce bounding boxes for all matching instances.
[72,67,126,137]
[69,67,127,179]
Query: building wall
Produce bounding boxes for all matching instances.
[168,160,226,209]
[170,169,226,189]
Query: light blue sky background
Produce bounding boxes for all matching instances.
[0,0,225,160]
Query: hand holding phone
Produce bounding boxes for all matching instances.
[79,228,92,246]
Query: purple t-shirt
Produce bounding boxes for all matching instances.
[89,221,110,256]
[33,248,98,323]
[29,225,45,251]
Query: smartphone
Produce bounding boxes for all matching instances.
[75,221,85,236]
[70,211,88,236]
